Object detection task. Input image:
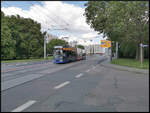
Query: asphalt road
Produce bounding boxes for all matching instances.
[1,55,149,112]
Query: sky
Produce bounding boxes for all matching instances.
[1,1,106,46]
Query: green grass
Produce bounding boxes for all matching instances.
[111,58,149,69]
[1,56,53,63]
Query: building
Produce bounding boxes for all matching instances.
[84,44,104,55]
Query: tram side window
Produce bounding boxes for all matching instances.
[63,50,68,57]
[67,51,71,57]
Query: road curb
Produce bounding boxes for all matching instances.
[100,61,149,74]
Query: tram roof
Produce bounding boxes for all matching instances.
[54,46,76,51]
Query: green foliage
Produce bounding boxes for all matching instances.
[84,1,149,59]
[111,58,149,69]
[77,45,85,49]
[1,12,16,59]
[1,12,45,59]
[46,39,68,55]
[119,41,136,58]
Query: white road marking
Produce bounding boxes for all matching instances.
[75,73,83,78]
[54,81,70,90]
[11,100,36,112]
[86,69,90,72]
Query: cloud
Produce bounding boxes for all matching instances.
[1,1,102,45]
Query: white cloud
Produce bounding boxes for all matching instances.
[1,1,103,45]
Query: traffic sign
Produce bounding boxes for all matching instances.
[142,45,148,47]
[101,40,106,48]
[101,40,111,48]
[140,43,149,48]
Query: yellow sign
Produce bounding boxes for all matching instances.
[101,40,111,48]
[101,40,106,48]
[63,48,73,51]
[107,41,111,47]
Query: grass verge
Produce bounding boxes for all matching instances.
[111,58,149,69]
[1,56,53,63]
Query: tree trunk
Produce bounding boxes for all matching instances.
[135,43,140,60]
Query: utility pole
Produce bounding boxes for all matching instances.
[44,34,47,59]
[116,42,118,59]
[93,44,94,54]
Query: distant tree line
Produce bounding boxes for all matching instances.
[1,11,69,60]
[1,11,46,60]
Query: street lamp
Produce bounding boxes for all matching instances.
[44,33,48,59]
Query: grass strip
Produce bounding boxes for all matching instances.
[111,58,149,69]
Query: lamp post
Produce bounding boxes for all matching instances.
[44,34,47,59]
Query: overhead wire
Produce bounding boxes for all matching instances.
[3,2,63,31]
[35,1,70,27]
[30,1,69,31]
[3,1,70,31]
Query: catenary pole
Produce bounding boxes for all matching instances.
[116,42,118,59]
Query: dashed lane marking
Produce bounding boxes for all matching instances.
[86,69,90,72]
[54,81,70,90]
[11,100,36,112]
[75,73,83,78]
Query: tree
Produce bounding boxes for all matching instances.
[1,12,16,59]
[2,13,46,59]
[46,39,68,55]
[77,45,85,49]
[84,1,149,59]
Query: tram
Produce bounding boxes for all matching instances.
[53,46,77,64]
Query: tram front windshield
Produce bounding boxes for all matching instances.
[54,49,63,59]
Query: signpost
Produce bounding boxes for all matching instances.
[140,43,149,66]
[101,40,112,62]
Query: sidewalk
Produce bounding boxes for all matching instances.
[100,58,149,74]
